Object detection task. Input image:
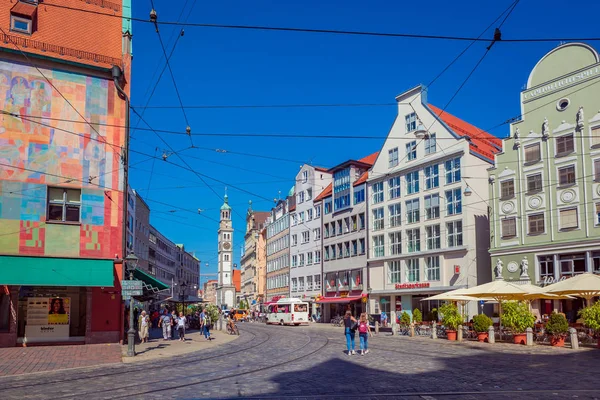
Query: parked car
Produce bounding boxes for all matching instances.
[233,309,249,322]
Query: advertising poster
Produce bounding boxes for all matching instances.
[47,297,70,325]
[26,298,50,325]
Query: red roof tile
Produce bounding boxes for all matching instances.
[289,204,296,212]
[314,166,329,172]
[358,152,379,166]
[313,183,332,201]
[11,2,37,17]
[353,171,368,186]
[427,104,501,162]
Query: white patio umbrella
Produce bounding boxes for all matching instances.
[544,273,600,306]
[421,289,492,322]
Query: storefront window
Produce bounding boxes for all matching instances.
[559,253,586,277]
[538,256,554,280]
[325,273,336,292]
[350,270,362,290]
[337,271,349,291]
[380,296,391,314]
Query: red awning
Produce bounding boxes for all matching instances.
[316,295,364,304]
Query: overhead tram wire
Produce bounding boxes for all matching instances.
[40,2,600,43]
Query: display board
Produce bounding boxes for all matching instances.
[24,297,71,342]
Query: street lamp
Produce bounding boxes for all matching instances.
[125,253,138,357]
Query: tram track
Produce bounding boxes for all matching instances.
[0,327,268,392]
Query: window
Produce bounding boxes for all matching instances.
[344,217,350,233]
[315,251,321,263]
[301,231,310,244]
[373,207,384,231]
[556,134,574,155]
[502,218,517,238]
[324,224,330,238]
[424,194,440,220]
[315,275,321,290]
[307,252,313,265]
[538,256,554,280]
[405,113,417,132]
[337,243,343,259]
[302,170,308,183]
[334,193,351,211]
[524,143,541,164]
[373,235,384,257]
[593,252,600,274]
[224,254,230,261]
[291,214,297,226]
[47,187,81,222]
[299,254,305,266]
[406,258,419,282]
[307,209,313,221]
[359,238,366,254]
[559,253,586,277]
[298,191,305,203]
[426,225,441,250]
[388,261,401,284]
[595,159,600,182]
[307,275,313,291]
[389,203,401,228]
[292,234,298,246]
[324,200,332,214]
[596,203,600,226]
[351,240,358,256]
[354,187,365,204]
[292,255,298,267]
[372,182,384,204]
[527,174,543,193]
[389,231,402,255]
[388,177,401,199]
[447,220,463,247]
[558,165,576,186]
[389,147,399,168]
[445,188,462,216]
[423,256,440,281]
[11,15,32,34]
[592,126,600,147]
[445,158,461,184]
[560,208,578,230]
[299,212,305,223]
[528,213,545,235]
[315,205,321,218]
[292,278,298,292]
[406,141,417,161]
[324,246,330,261]
[337,220,343,235]
[406,199,420,224]
[359,213,365,230]
[406,171,419,194]
[344,242,350,257]
[500,180,515,199]
[314,228,321,240]
[425,133,436,155]
[406,228,420,253]
[424,165,439,189]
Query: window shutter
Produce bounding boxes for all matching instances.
[560,208,578,229]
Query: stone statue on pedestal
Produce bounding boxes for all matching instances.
[576,106,584,130]
[520,257,529,279]
[495,259,504,280]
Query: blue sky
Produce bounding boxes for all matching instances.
[126,0,600,284]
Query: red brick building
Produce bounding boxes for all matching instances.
[0,0,132,347]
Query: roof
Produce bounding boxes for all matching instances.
[358,152,379,166]
[0,0,125,69]
[233,269,241,292]
[220,195,231,211]
[353,172,368,186]
[327,151,379,173]
[313,183,332,202]
[427,104,502,162]
[314,166,329,172]
[289,204,296,212]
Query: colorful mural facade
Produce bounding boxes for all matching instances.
[0,59,125,259]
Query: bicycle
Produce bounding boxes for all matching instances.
[226,320,240,335]
[330,315,343,327]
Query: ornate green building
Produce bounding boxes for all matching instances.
[488,43,600,321]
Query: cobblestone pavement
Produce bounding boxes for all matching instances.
[0,323,599,400]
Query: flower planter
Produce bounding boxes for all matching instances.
[476,332,488,343]
[447,330,457,341]
[550,336,565,347]
[513,333,526,345]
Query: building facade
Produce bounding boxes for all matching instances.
[317,153,377,322]
[0,0,132,347]
[367,85,499,322]
[149,226,178,287]
[289,165,331,315]
[489,42,600,322]
[203,280,218,305]
[216,195,235,309]
[257,226,268,303]
[240,203,269,308]
[133,190,150,273]
[266,198,291,302]
[176,244,200,290]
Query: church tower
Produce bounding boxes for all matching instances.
[216,194,235,309]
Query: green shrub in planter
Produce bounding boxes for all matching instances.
[545,312,569,338]
[413,308,423,324]
[439,303,463,331]
[399,311,411,325]
[429,308,438,322]
[500,301,535,333]
[472,314,493,333]
[579,301,600,331]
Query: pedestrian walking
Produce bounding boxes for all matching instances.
[343,310,357,355]
[138,310,150,343]
[201,308,212,340]
[171,310,178,339]
[177,312,186,341]
[357,312,372,355]
[158,309,172,340]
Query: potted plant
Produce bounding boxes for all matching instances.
[439,303,462,341]
[472,314,493,342]
[399,311,411,326]
[413,308,423,325]
[500,301,536,345]
[545,312,569,347]
[578,301,600,348]
[428,308,438,323]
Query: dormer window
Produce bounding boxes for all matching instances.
[11,1,38,35]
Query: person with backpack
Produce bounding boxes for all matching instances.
[201,308,212,340]
[357,312,373,355]
[343,310,357,355]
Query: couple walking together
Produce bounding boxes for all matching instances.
[343,311,372,355]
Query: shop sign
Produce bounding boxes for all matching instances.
[121,280,143,297]
[394,282,431,290]
[523,66,600,100]
[540,276,567,285]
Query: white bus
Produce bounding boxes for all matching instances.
[266,298,309,326]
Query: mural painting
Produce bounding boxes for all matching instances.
[0,60,125,259]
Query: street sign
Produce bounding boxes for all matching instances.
[121,280,143,297]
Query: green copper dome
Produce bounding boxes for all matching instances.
[220,194,232,210]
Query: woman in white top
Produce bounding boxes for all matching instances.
[138,310,150,343]
[177,312,187,341]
